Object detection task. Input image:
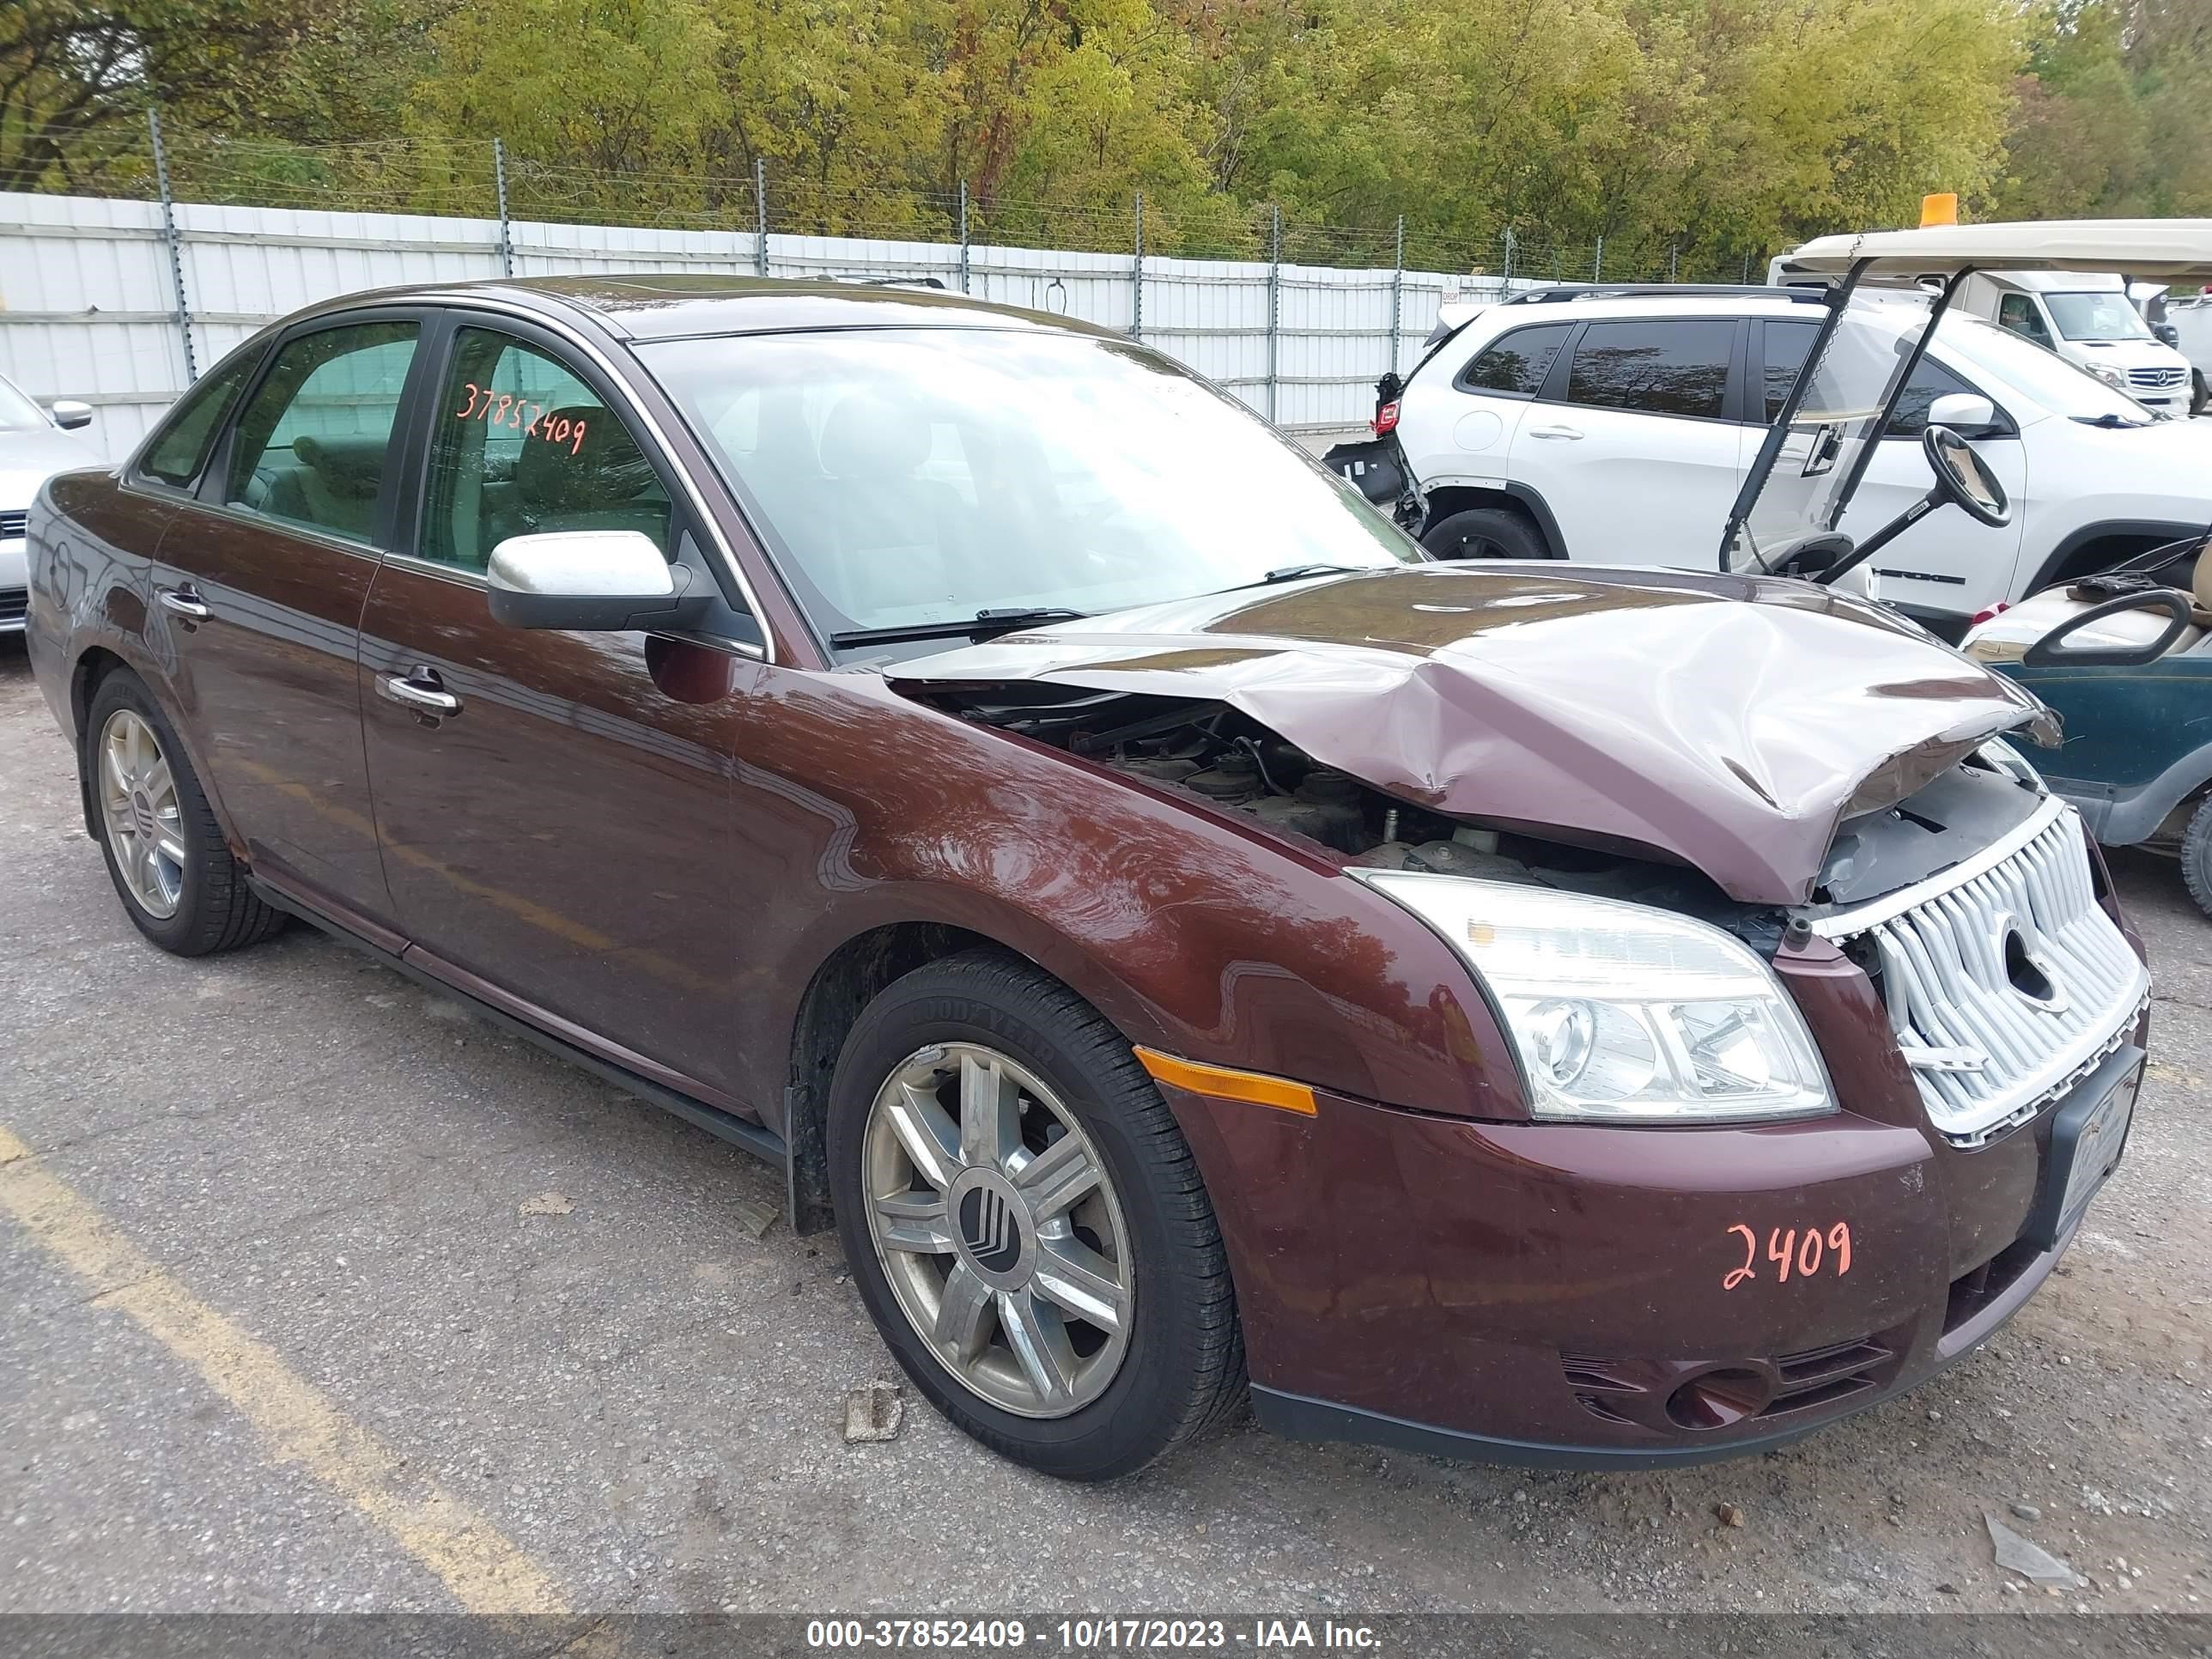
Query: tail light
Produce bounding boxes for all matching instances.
[1968,600,2010,627]
[1372,401,1401,435]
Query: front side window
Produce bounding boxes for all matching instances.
[140,352,258,486]
[641,328,1419,641]
[1996,294,2053,347]
[1457,323,1572,398]
[224,322,420,543]
[1765,319,1988,436]
[419,328,672,573]
[1564,319,1734,419]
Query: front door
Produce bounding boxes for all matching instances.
[1510,316,1747,568]
[358,317,760,1103]
[153,316,425,931]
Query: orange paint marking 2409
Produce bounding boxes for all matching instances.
[1723,1221,1851,1290]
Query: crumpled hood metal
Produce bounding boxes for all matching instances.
[888,565,2060,906]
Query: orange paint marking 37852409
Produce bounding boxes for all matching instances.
[1723,1220,1851,1290]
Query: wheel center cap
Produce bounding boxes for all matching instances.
[948,1167,1033,1290]
[129,790,158,839]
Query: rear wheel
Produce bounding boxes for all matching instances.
[827,951,1244,1480]
[2193,371,2209,420]
[2180,793,2212,921]
[85,671,286,956]
[1422,505,1548,562]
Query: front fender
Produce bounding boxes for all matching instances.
[722,669,1522,1129]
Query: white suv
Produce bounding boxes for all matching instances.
[1389,286,2212,636]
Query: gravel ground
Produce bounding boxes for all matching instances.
[2,634,2208,1620]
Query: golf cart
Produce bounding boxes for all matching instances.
[1734,221,2212,913]
[1959,529,2212,916]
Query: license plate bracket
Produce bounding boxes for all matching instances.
[2021,1042,2143,1254]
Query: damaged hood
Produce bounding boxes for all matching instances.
[888,564,2058,905]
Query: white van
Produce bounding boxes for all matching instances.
[1959,270,2195,411]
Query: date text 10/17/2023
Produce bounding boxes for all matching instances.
[805,1619,1382,1651]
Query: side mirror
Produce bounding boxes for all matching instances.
[2021,589,2196,668]
[49,399,94,431]
[1926,392,1996,435]
[1922,424,2009,527]
[486,531,711,632]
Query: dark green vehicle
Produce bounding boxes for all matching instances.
[1962,530,2212,915]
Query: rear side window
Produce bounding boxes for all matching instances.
[1457,323,1572,398]
[223,322,421,544]
[1564,319,1735,419]
[140,353,257,487]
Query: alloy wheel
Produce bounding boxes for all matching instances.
[860,1042,1133,1418]
[99,709,186,921]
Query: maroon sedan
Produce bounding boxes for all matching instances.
[24,277,2149,1479]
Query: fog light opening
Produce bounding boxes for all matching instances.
[1664,1367,1771,1431]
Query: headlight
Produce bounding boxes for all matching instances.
[1353,873,1834,1125]
[2092,363,2126,386]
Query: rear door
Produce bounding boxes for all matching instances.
[1397,320,1573,500]
[357,313,764,1103]
[153,313,428,933]
[1507,316,1749,567]
[1761,319,2027,624]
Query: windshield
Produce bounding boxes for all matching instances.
[2043,290,2153,343]
[0,376,48,432]
[1941,315,2157,421]
[641,328,1420,642]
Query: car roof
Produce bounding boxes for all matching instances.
[291,274,1121,345]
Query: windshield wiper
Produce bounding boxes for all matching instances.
[1215,563,1370,594]
[829,607,1087,649]
[2072,412,2151,429]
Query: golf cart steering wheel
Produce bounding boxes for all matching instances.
[1922,423,2009,527]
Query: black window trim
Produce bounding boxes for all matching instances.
[195,305,440,556]
[391,307,764,654]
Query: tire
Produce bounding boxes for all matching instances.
[84,669,286,956]
[2193,371,2209,420]
[827,949,1245,1480]
[1421,505,1549,562]
[2181,793,2212,921]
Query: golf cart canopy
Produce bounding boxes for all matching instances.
[1727,220,2212,579]
[1773,220,2212,286]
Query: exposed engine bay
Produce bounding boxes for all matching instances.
[906,683,2054,960]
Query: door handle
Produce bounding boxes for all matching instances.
[158,585,211,621]
[377,669,461,720]
[1528,425,1583,441]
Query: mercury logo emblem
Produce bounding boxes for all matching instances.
[958,1185,1023,1275]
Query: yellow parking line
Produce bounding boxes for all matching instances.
[0,1125,570,1615]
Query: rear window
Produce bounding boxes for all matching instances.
[1564,319,1734,419]
[1457,324,1572,398]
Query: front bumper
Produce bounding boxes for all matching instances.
[1161,953,2148,1464]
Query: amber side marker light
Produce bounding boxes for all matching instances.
[1134,1048,1319,1115]
[1920,192,1960,228]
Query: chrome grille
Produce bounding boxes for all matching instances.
[1813,798,2148,1146]
[0,508,27,539]
[2129,366,2186,389]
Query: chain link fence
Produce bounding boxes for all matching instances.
[3,116,1771,459]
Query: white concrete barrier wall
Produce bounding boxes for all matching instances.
[2,189,1534,462]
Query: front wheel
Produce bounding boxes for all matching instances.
[827,951,1245,1480]
[1421,505,1549,562]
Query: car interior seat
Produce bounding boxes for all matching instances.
[258,433,388,541]
[805,392,972,619]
